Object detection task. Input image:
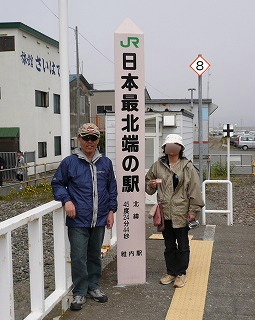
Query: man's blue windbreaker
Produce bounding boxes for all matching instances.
[51,149,118,228]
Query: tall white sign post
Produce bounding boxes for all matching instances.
[114,18,146,285]
[190,54,211,182]
[59,0,71,158]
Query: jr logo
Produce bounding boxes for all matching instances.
[120,37,139,48]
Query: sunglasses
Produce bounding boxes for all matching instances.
[81,135,99,141]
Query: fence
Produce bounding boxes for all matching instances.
[0,201,72,320]
[0,161,60,190]
[0,199,117,320]
[201,179,233,226]
[209,153,254,175]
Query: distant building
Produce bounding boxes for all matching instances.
[0,23,93,169]
[145,98,218,157]
[0,22,61,168]
[69,74,93,147]
[91,89,218,158]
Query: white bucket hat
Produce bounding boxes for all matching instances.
[162,134,185,149]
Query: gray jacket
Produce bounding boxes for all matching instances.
[145,156,204,228]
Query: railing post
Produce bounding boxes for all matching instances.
[202,180,233,226]
[53,207,68,291]
[202,182,206,225]
[0,233,15,320]
[28,217,44,314]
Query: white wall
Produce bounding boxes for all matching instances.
[0,27,61,167]
[105,111,194,169]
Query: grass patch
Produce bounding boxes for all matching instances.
[210,162,235,179]
[0,183,54,203]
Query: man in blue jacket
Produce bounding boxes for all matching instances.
[52,123,118,311]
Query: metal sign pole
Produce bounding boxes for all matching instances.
[198,75,203,183]
[190,54,211,183]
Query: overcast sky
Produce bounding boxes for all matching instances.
[2,0,255,128]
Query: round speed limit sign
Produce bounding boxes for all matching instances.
[190,55,211,76]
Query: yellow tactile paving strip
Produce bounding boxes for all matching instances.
[165,240,214,320]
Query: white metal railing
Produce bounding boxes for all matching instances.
[0,201,72,320]
[0,200,117,320]
[202,180,233,226]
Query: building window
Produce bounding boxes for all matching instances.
[80,95,90,115]
[80,95,85,114]
[54,136,61,156]
[54,94,60,114]
[0,36,15,52]
[35,90,49,107]
[97,105,112,114]
[38,142,47,158]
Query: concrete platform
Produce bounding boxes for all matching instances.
[48,222,255,320]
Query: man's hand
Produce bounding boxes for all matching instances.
[107,211,114,229]
[65,201,76,218]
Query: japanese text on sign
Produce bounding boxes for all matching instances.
[20,51,60,76]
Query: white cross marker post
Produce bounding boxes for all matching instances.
[190,54,211,183]
[223,124,234,180]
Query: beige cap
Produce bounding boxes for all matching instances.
[78,123,100,137]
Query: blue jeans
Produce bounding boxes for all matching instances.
[162,220,190,276]
[68,226,105,296]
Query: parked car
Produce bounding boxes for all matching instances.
[230,135,239,146]
[235,135,255,150]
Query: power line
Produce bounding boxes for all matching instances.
[78,32,114,64]
[39,0,171,97]
[145,81,172,98]
[39,0,59,19]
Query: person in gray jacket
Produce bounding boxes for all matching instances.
[145,134,204,288]
[52,123,118,311]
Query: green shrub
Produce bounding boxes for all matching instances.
[210,162,234,179]
[2,183,54,202]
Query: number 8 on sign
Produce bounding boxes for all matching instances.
[190,55,211,76]
[196,60,204,71]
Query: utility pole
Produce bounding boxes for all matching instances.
[207,72,211,99]
[188,88,196,109]
[75,26,80,131]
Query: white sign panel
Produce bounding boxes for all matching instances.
[114,18,146,285]
[190,54,211,76]
[223,124,234,137]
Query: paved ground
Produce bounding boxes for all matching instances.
[47,219,255,320]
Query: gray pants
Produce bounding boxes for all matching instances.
[68,226,105,296]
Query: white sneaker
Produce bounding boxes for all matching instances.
[70,295,86,310]
[173,274,187,288]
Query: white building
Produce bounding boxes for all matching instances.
[105,110,194,170]
[145,98,219,157]
[91,90,219,159]
[0,22,61,169]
